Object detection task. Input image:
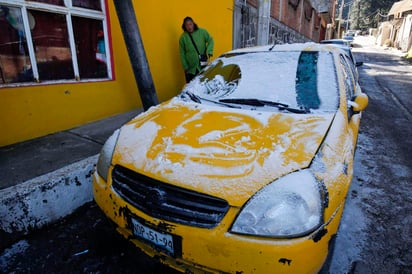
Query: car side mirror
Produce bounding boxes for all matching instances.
[349,93,368,113]
[356,61,363,67]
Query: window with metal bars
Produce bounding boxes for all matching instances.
[0,0,111,85]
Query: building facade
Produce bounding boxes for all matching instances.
[233,0,336,48]
[377,0,412,52]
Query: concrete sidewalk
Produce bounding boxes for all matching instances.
[0,109,141,249]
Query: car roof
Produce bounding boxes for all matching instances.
[321,43,354,60]
[322,43,351,51]
[226,42,345,55]
[320,39,346,42]
[320,39,350,44]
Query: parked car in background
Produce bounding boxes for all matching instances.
[343,35,355,46]
[93,43,368,273]
[320,39,351,47]
[345,30,355,37]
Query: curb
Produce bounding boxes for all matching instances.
[0,155,98,250]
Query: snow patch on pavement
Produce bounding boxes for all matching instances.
[0,240,30,269]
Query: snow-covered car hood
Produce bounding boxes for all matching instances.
[112,99,335,206]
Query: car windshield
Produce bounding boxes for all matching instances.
[181,51,339,113]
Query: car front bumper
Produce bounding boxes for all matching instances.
[93,171,343,274]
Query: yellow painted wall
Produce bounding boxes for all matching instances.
[134,0,234,101]
[0,0,233,146]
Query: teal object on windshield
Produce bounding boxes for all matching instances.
[296,52,320,110]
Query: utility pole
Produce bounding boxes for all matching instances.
[337,0,344,38]
[257,0,271,45]
[346,1,352,33]
[113,0,159,111]
[356,0,361,30]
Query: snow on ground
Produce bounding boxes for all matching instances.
[329,131,370,273]
[0,240,30,269]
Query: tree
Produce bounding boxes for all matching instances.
[348,0,397,30]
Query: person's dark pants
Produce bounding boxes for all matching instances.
[185,72,197,83]
[185,67,203,83]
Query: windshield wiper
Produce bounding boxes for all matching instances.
[182,91,240,108]
[278,105,310,114]
[219,98,287,107]
[218,98,309,113]
[182,91,202,103]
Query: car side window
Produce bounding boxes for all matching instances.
[339,55,355,100]
[340,55,357,118]
[345,53,358,82]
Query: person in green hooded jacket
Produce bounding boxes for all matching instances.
[179,16,214,83]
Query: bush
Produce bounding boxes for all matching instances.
[383,39,392,47]
[404,48,412,63]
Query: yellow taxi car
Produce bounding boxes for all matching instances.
[93,43,368,273]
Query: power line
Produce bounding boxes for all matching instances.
[377,11,390,18]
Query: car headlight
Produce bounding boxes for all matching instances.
[230,170,323,238]
[96,129,120,181]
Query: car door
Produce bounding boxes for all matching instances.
[338,54,363,181]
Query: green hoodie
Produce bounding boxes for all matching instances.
[179,28,214,75]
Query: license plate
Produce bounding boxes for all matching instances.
[130,218,175,255]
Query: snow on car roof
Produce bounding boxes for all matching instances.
[226,42,342,54]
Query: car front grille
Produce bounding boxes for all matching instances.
[111,165,229,228]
